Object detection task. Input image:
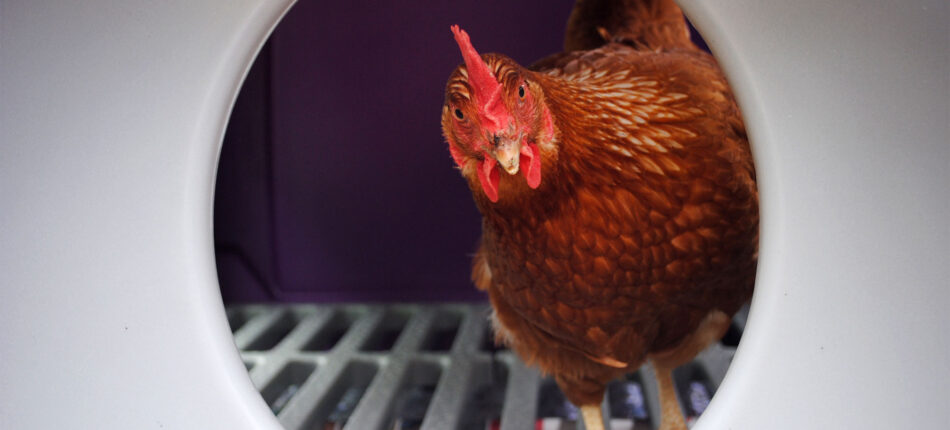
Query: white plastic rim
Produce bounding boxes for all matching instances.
[1,1,294,428]
[0,0,947,429]
[679,0,949,428]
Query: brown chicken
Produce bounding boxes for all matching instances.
[440,1,757,429]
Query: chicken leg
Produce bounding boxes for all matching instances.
[580,404,605,430]
[649,310,731,430]
[653,360,687,430]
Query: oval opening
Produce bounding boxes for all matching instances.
[217,2,758,429]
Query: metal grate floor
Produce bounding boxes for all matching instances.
[227,303,746,430]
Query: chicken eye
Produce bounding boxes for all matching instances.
[454,108,464,119]
[518,85,525,98]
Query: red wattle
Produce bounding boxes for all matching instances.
[521,142,541,189]
[477,157,500,202]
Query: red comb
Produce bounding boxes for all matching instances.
[451,25,507,132]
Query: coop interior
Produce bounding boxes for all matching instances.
[214,2,749,429]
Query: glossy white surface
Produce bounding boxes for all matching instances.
[0,0,946,428]
[680,0,949,428]
[1,1,293,428]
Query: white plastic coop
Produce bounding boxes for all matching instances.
[1,1,948,429]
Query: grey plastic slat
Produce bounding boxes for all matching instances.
[342,353,411,430]
[420,307,486,430]
[499,355,540,430]
[731,304,750,332]
[276,307,383,429]
[695,343,735,391]
[343,307,436,430]
[233,306,286,350]
[271,305,332,352]
[638,363,665,429]
[227,303,740,430]
[391,306,437,353]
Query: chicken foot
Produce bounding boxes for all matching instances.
[650,310,731,430]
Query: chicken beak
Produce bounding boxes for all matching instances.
[492,136,521,175]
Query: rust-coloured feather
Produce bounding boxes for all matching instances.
[441,0,757,412]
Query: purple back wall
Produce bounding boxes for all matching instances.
[214,1,707,303]
[215,1,574,303]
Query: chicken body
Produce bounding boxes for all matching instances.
[441,1,757,428]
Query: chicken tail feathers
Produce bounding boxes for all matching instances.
[564,0,694,52]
